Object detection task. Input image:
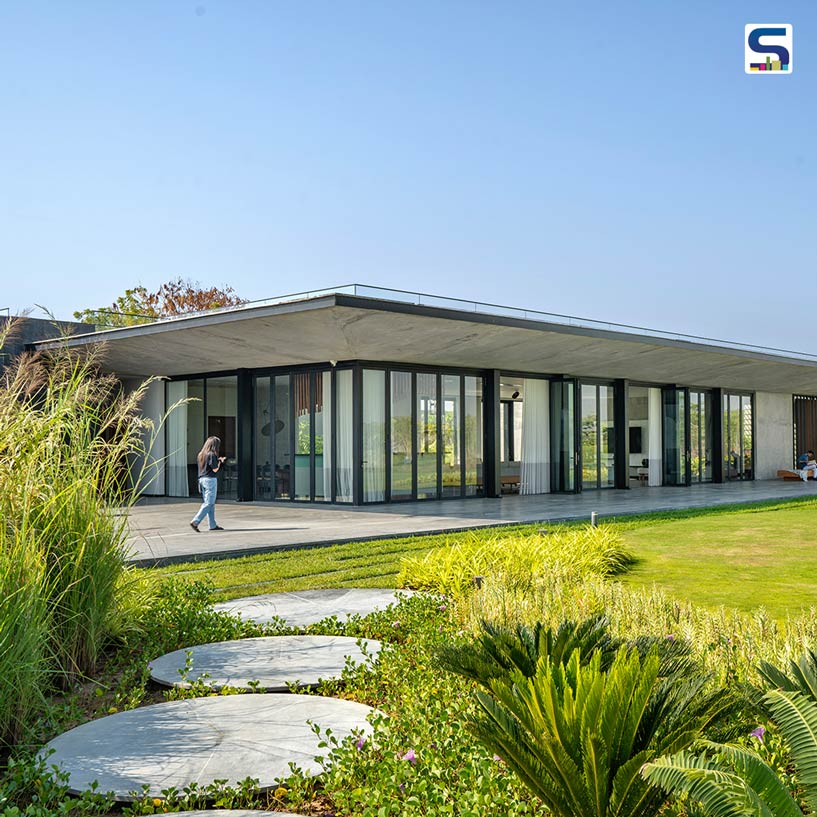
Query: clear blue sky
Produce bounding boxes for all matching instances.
[1,1,814,351]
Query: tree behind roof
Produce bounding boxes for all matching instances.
[74,277,247,328]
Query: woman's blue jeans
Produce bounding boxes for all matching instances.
[192,477,218,529]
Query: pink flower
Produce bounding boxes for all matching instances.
[356,735,366,750]
[750,726,766,742]
[392,621,400,628]
[401,748,416,765]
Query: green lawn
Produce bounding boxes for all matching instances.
[147,496,817,619]
[620,500,817,618]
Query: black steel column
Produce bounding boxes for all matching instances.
[614,379,629,489]
[482,370,501,498]
[711,388,723,483]
[236,369,253,501]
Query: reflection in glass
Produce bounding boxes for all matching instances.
[254,377,272,500]
[274,375,291,499]
[442,375,462,497]
[417,373,438,499]
[550,380,575,491]
[363,369,386,502]
[335,370,354,502]
[294,373,311,500]
[581,384,599,490]
[723,393,752,481]
[464,376,483,496]
[390,371,413,501]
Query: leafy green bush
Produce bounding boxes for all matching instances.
[398,525,634,596]
[438,617,739,817]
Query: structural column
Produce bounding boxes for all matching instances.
[614,379,629,489]
[236,368,254,501]
[711,388,723,483]
[482,369,501,498]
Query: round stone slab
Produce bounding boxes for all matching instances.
[174,813,305,817]
[41,694,374,800]
[149,635,381,691]
[214,588,412,628]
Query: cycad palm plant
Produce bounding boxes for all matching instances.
[438,617,735,817]
[643,651,817,816]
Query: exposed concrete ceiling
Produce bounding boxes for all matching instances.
[35,294,817,394]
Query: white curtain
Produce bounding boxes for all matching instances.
[336,370,354,502]
[648,387,662,486]
[322,371,332,500]
[363,370,386,502]
[166,380,189,497]
[521,378,550,495]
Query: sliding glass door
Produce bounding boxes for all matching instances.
[580,383,615,490]
[723,392,754,481]
[662,387,689,486]
[689,390,713,482]
[550,379,578,492]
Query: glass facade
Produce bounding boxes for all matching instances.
[723,392,754,481]
[164,364,756,505]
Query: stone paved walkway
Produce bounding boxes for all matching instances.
[214,588,412,628]
[149,635,381,691]
[42,694,374,800]
[126,479,815,565]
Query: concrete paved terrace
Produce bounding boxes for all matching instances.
[125,479,815,566]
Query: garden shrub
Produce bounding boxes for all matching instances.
[398,524,634,596]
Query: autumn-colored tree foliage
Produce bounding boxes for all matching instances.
[74,277,247,328]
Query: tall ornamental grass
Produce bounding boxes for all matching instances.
[0,323,156,744]
[458,572,817,689]
[398,525,634,596]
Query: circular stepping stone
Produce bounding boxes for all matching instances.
[149,635,381,691]
[174,813,305,816]
[41,694,374,800]
[214,588,412,628]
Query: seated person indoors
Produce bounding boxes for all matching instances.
[801,450,817,482]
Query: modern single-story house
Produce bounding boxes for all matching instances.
[33,285,817,505]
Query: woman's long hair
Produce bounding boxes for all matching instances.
[197,436,221,470]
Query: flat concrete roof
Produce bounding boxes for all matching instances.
[35,291,817,393]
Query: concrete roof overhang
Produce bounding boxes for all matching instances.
[34,294,817,394]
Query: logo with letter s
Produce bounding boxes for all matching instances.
[745,24,793,73]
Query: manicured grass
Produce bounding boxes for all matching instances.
[146,496,817,618]
[620,499,817,618]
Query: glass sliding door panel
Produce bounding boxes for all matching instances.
[363,369,386,502]
[274,375,291,499]
[390,371,413,501]
[442,375,462,497]
[464,376,483,496]
[206,376,238,499]
[335,370,354,502]
[166,380,190,497]
[314,372,330,501]
[702,392,713,482]
[254,377,272,500]
[293,373,311,500]
[662,388,688,486]
[550,380,576,492]
[186,379,204,497]
[723,393,753,481]
[581,384,599,490]
[690,390,702,483]
[599,385,615,488]
[416,373,438,499]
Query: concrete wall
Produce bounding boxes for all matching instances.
[0,316,92,373]
[755,391,793,479]
[124,377,166,496]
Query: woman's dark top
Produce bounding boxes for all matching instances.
[198,453,220,478]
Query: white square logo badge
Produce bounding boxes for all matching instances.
[745,24,793,73]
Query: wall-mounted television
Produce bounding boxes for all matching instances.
[629,426,643,454]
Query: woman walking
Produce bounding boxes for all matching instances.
[190,436,227,531]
